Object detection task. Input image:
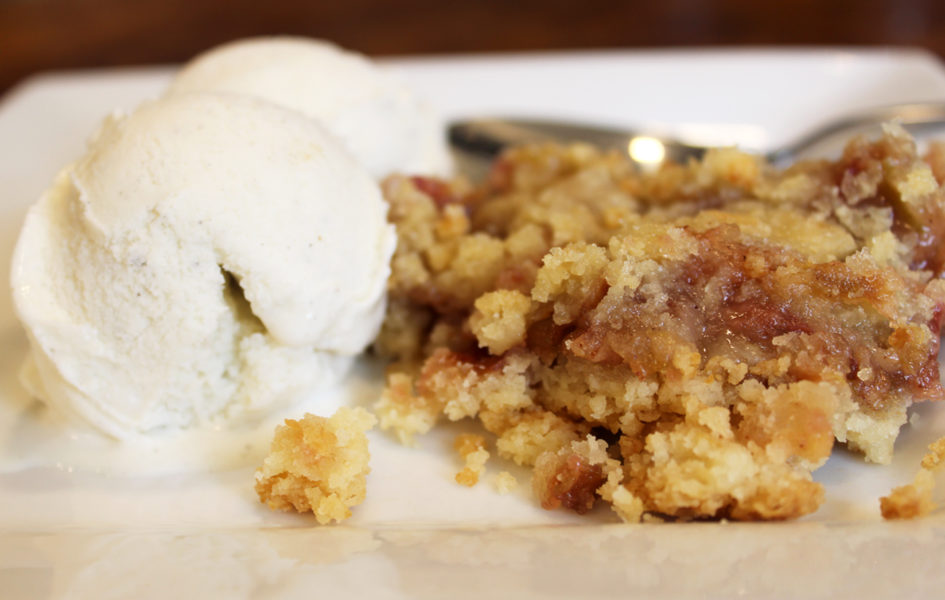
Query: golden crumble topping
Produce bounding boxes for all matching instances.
[255,407,376,524]
[375,124,945,522]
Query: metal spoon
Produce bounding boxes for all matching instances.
[448,102,945,174]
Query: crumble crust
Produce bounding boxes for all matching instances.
[255,407,376,524]
[375,124,945,521]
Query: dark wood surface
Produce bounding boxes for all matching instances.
[2,0,945,96]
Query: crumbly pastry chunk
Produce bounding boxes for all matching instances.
[255,407,376,524]
[880,436,945,520]
[375,125,945,522]
[880,469,936,520]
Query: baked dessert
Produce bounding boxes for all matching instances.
[255,407,376,524]
[375,124,945,521]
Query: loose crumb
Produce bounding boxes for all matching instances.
[881,469,936,520]
[880,435,945,520]
[255,407,376,524]
[455,433,490,486]
[920,437,945,471]
[494,471,518,494]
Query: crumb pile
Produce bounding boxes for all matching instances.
[374,126,945,521]
[255,407,376,524]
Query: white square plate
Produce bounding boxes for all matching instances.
[3,48,945,599]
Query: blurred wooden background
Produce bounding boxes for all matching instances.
[2,0,945,96]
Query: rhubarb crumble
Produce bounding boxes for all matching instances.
[374,124,945,521]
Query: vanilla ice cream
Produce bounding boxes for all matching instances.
[10,92,397,438]
[167,37,450,178]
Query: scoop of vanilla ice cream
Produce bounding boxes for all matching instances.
[167,37,450,178]
[10,92,396,437]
